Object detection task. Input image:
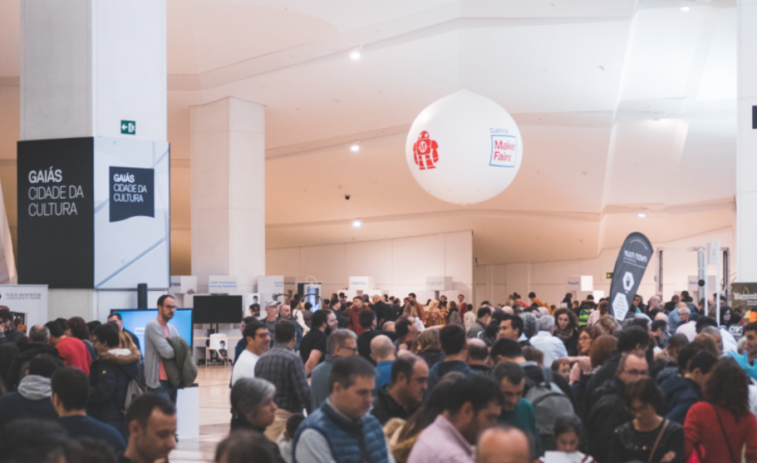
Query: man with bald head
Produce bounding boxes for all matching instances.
[371,334,396,392]
[467,338,491,374]
[476,425,531,463]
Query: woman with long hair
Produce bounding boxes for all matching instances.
[413,329,444,369]
[553,308,579,356]
[568,326,601,385]
[684,358,757,463]
[446,301,461,325]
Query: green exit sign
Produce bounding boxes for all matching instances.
[120,120,136,135]
[606,272,614,279]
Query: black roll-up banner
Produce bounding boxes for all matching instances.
[609,232,654,320]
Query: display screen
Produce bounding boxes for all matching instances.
[192,295,243,324]
[111,309,193,348]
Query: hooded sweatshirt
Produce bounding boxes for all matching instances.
[0,375,58,429]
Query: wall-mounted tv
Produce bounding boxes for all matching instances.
[192,295,244,324]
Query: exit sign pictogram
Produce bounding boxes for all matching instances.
[121,120,136,135]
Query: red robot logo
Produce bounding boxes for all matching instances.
[413,131,439,170]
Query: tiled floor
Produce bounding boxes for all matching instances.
[171,366,233,463]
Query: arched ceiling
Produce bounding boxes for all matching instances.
[0,0,738,267]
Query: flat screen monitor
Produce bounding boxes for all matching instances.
[192,295,244,324]
[111,309,193,348]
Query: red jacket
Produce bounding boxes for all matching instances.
[55,337,92,375]
[348,306,371,335]
[684,401,757,463]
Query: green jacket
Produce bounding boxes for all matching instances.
[163,336,197,388]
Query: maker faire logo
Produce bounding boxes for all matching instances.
[413,131,439,170]
[490,133,517,168]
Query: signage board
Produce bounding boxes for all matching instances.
[17,137,170,289]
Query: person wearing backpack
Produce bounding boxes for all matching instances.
[88,323,143,440]
[525,365,575,452]
[494,362,543,458]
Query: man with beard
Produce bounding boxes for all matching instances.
[371,354,429,425]
[299,310,336,376]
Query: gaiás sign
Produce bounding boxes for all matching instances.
[109,166,154,222]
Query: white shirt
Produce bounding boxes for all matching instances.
[231,349,260,386]
[721,328,738,355]
[676,321,698,342]
[529,331,568,368]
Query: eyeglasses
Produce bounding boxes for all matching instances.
[622,369,648,377]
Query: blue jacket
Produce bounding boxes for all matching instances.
[660,373,701,424]
[293,401,388,463]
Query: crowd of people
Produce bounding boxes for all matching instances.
[1,289,757,463]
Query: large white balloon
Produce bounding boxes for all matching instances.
[405,89,523,205]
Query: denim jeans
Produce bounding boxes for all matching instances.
[148,380,177,405]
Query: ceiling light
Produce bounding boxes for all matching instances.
[350,50,361,60]
[352,220,362,228]
[350,144,360,152]
[638,213,646,218]
[681,6,690,11]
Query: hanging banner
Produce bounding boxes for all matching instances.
[609,232,654,320]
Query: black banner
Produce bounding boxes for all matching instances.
[17,138,94,288]
[109,166,154,222]
[609,232,654,320]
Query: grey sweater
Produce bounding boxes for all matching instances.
[144,319,179,389]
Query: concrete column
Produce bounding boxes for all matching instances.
[737,0,757,282]
[20,0,166,141]
[20,0,167,320]
[191,98,265,293]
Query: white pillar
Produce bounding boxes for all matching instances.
[190,97,265,293]
[737,0,757,282]
[20,0,167,320]
[20,0,166,141]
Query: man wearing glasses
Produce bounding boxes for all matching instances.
[231,320,271,386]
[145,295,179,404]
[310,328,358,410]
[585,352,648,463]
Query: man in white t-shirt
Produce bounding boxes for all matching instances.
[231,320,272,386]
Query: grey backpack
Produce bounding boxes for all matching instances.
[525,368,575,436]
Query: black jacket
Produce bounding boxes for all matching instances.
[371,384,419,425]
[584,376,632,463]
[0,327,28,351]
[87,346,142,424]
[581,353,621,419]
[4,343,64,391]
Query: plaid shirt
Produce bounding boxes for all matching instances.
[254,343,310,413]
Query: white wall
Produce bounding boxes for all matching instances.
[266,231,473,302]
[475,227,734,307]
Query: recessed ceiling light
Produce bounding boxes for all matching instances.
[638,213,646,218]
[350,144,360,152]
[681,6,690,11]
[350,50,361,60]
[352,220,362,228]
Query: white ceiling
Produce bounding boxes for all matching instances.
[0,0,739,267]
